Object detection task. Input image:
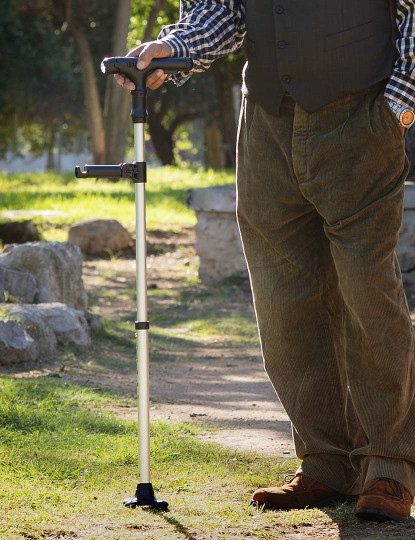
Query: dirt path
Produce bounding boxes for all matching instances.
[70,232,295,457]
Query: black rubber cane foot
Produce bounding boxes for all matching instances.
[123,483,169,510]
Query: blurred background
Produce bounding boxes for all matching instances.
[0,0,246,173]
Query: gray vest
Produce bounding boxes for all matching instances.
[242,0,398,114]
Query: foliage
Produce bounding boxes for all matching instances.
[0,0,83,158]
[0,0,247,167]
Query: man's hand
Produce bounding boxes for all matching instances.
[114,40,171,91]
[401,126,406,137]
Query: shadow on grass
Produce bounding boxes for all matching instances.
[146,509,198,540]
[321,501,415,540]
[92,277,256,356]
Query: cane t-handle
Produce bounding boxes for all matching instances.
[101,56,193,123]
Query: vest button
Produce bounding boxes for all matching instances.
[283,75,292,84]
[278,40,287,49]
[275,6,284,14]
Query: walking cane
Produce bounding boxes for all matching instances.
[75,56,193,510]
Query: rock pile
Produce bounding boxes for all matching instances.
[0,241,87,310]
[0,241,93,365]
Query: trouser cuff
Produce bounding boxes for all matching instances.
[297,453,362,495]
[361,456,415,496]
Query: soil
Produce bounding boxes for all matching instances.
[69,226,294,457]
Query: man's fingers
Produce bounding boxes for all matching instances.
[123,80,135,91]
[137,41,171,70]
[146,69,165,88]
[114,40,171,92]
[137,45,157,70]
[114,73,125,87]
[125,44,145,58]
[147,72,167,90]
[115,73,135,90]
[114,73,135,91]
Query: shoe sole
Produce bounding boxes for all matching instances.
[249,494,357,511]
[356,507,410,523]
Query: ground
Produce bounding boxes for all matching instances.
[4,227,415,539]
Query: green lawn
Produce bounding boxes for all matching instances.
[0,167,234,241]
[0,376,299,540]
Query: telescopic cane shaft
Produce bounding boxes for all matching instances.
[90,55,192,510]
[134,122,151,484]
[76,56,192,510]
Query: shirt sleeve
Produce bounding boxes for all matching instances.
[157,0,246,85]
[385,0,415,109]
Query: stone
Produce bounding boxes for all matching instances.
[86,311,102,330]
[6,304,57,360]
[0,242,87,311]
[187,185,248,283]
[0,220,40,244]
[195,212,247,283]
[0,317,36,364]
[35,303,91,350]
[68,219,132,256]
[0,302,91,365]
[186,183,238,214]
[0,266,37,303]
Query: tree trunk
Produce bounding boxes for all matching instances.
[148,118,175,165]
[143,0,166,42]
[205,122,226,169]
[211,62,237,167]
[72,26,106,164]
[104,0,132,164]
[46,125,56,171]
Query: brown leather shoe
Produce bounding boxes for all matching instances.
[250,473,352,510]
[356,477,413,523]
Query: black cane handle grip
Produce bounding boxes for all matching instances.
[100,56,192,123]
[101,56,193,88]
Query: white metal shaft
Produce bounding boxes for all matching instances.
[134,122,150,484]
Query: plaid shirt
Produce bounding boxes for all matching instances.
[158,0,415,110]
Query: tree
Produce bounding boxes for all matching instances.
[0,0,84,163]
[60,0,132,164]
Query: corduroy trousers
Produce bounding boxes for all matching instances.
[236,81,415,495]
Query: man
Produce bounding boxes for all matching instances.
[116,0,415,523]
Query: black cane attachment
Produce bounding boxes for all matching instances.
[123,483,168,510]
[101,56,193,123]
[75,162,146,183]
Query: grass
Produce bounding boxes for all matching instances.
[0,168,234,241]
[0,375,300,540]
[2,169,415,538]
[90,279,259,355]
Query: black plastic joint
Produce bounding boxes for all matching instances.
[122,162,146,183]
[135,321,150,330]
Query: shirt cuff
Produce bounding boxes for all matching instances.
[158,34,193,86]
[385,70,415,110]
[158,33,190,58]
